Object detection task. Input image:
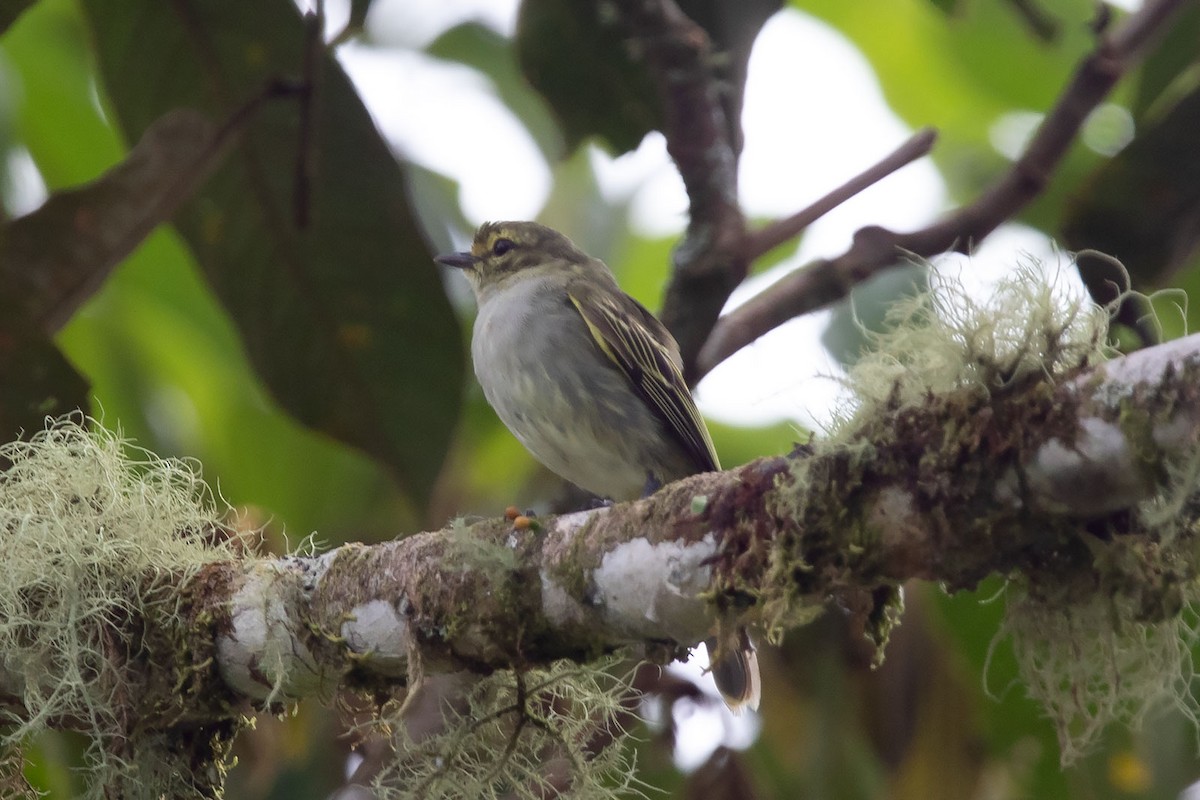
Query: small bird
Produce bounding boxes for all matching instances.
[437,220,760,711]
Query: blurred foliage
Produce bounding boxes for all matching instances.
[84,0,465,508]
[0,0,1198,798]
[515,0,661,153]
[799,0,1102,217]
[1064,83,1200,298]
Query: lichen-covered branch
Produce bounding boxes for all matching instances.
[4,275,1200,791]
[209,328,1200,701]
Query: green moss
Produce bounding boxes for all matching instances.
[864,585,905,668]
[369,656,641,800]
[747,264,1200,761]
[1119,398,1167,487]
[0,417,245,798]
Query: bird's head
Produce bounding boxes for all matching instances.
[436,221,594,298]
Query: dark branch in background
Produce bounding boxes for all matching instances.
[692,0,1188,381]
[610,0,1186,383]
[609,0,747,380]
[293,0,324,229]
[195,331,1200,696]
[1003,0,1062,43]
[0,91,283,335]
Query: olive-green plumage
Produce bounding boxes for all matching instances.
[437,221,759,710]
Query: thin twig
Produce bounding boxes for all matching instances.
[293,1,323,229]
[742,128,938,262]
[694,0,1188,381]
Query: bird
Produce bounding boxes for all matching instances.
[436,220,760,711]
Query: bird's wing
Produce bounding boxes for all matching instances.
[567,281,720,473]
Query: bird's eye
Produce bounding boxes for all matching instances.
[492,238,515,257]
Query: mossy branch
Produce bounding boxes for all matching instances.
[4,334,1198,703]
[4,273,1200,794]
[199,332,1200,707]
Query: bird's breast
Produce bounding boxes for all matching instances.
[470,287,689,500]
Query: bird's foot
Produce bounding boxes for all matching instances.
[503,505,537,521]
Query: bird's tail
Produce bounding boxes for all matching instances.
[706,626,760,712]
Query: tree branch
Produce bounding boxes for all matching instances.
[694,0,1187,380]
[3,314,1197,796]
[196,330,1200,702]
[741,127,938,262]
[609,0,747,381]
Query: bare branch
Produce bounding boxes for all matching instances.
[0,110,231,333]
[742,127,938,262]
[695,0,1187,380]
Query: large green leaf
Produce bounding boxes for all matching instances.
[0,0,123,186]
[796,0,1096,140]
[515,0,661,154]
[3,0,414,538]
[83,0,465,507]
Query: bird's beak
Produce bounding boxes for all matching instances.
[435,251,477,270]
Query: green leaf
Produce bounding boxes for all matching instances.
[1131,3,1200,120]
[0,1,35,36]
[514,0,778,156]
[1062,85,1200,290]
[82,0,465,507]
[516,0,660,154]
[927,0,961,14]
[0,0,124,185]
[795,0,1100,213]
[821,263,928,368]
[797,0,1095,133]
[928,580,1072,798]
[4,0,413,537]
